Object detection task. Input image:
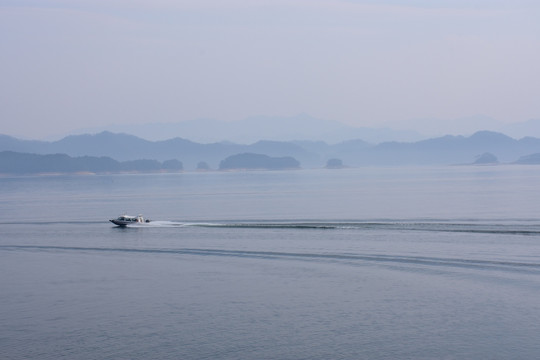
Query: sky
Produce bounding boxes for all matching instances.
[1,0,540,139]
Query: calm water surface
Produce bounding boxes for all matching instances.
[2,167,540,359]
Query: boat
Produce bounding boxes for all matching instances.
[110,214,150,226]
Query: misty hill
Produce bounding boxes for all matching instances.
[0,151,182,174]
[4,130,540,169]
[72,114,540,144]
[343,131,540,166]
[72,114,425,144]
[219,153,301,170]
[293,131,540,166]
[0,132,317,169]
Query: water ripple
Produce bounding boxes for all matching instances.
[3,245,540,274]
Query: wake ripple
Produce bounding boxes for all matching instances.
[3,220,540,235]
[3,245,540,274]
[128,221,540,235]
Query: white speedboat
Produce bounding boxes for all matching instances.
[110,214,150,226]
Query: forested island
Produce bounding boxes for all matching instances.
[0,151,302,174]
[0,151,183,174]
[4,130,540,173]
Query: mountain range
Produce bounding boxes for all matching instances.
[3,130,540,171]
[68,114,540,144]
[70,114,424,144]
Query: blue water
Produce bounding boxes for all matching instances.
[2,167,540,359]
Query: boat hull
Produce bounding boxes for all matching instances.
[109,219,131,226]
[109,215,150,226]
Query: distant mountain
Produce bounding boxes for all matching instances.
[383,115,503,138]
[0,151,183,174]
[500,119,540,139]
[4,130,540,170]
[0,132,317,169]
[219,153,300,170]
[71,114,425,144]
[383,116,540,140]
[340,131,540,166]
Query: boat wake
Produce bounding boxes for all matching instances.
[121,220,540,235]
[125,221,218,228]
[3,244,540,275]
[3,219,540,236]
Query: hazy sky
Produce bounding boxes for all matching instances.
[1,0,539,139]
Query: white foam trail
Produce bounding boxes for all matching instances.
[125,220,181,228]
[127,221,222,228]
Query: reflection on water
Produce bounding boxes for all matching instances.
[2,167,540,359]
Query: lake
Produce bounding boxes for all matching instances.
[2,166,540,359]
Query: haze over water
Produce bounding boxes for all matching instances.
[2,166,540,359]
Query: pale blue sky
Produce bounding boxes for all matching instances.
[1,0,539,139]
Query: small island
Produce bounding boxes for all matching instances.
[325,158,345,169]
[514,153,540,164]
[473,153,498,165]
[196,161,211,171]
